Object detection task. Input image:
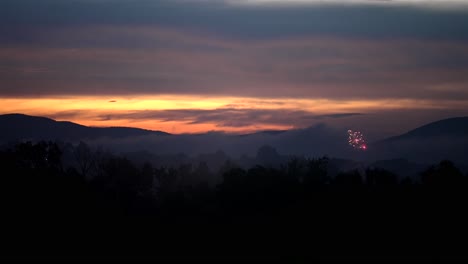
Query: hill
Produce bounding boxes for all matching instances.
[381,117,468,142]
[0,113,170,142]
[371,117,468,164]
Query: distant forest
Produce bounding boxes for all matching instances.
[2,141,468,260]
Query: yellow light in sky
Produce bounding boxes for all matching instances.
[0,95,465,134]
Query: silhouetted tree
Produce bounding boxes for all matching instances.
[140,162,155,196]
[218,159,240,178]
[14,141,63,174]
[303,156,330,187]
[177,163,193,187]
[218,167,248,194]
[0,141,95,216]
[154,167,179,198]
[421,160,465,187]
[285,157,307,183]
[193,161,214,185]
[400,176,414,186]
[334,170,363,187]
[365,168,398,186]
[5,138,468,262]
[91,156,151,213]
[74,141,95,178]
[256,145,282,167]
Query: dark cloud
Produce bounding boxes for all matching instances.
[47,110,90,120]
[1,0,468,48]
[1,34,468,100]
[316,113,365,119]
[95,108,363,128]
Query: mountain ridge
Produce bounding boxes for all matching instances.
[1,113,468,165]
[0,113,170,142]
[369,116,468,164]
[377,116,468,143]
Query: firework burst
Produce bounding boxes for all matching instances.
[347,130,367,150]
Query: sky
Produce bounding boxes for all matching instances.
[1,0,468,139]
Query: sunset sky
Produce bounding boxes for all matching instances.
[1,0,468,139]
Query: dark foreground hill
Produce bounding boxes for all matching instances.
[0,113,170,142]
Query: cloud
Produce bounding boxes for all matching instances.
[1,1,468,101]
[46,110,90,120]
[91,108,363,129]
[2,0,468,44]
[231,0,468,8]
[1,34,468,101]
[316,113,365,119]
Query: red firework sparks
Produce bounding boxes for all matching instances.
[347,130,367,150]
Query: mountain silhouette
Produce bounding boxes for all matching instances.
[2,114,468,166]
[371,117,468,164]
[380,117,468,142]
[0,114,170,142]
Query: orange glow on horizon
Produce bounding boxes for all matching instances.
[1,95,466,134]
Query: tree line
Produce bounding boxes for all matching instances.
[2,141,468,260]
[1,141,467,218]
